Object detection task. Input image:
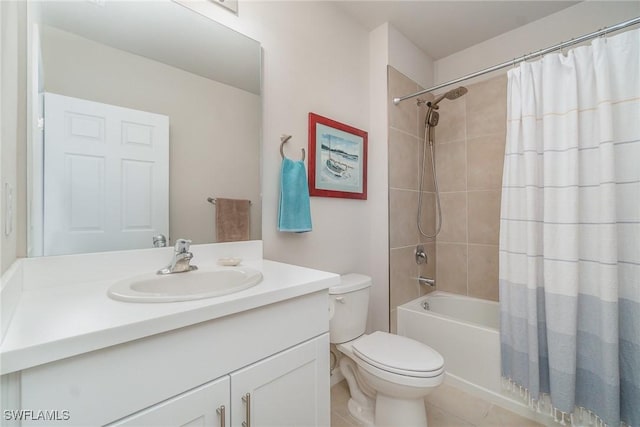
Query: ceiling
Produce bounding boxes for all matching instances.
[333,1,580,59]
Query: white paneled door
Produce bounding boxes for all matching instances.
[43,93,169,256]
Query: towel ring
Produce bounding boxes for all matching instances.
[280,134,305,161]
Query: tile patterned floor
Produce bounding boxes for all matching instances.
[331,380,544,427]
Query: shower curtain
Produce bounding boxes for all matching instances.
[499,28,639,427]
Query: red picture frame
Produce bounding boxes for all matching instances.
[308,113,368,200]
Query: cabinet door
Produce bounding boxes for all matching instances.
[107,376,230,427]
[230,334,330,427]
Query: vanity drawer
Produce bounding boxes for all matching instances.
[19,291,329,426]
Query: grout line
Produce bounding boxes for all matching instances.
[435,242,467,247]
[435,138,466,146]
[416,89,422,144]
[467,189,501,194]
[467,131,507,141]
[389,127,421,143]
[389,125,419,139]
[467,188,503,193]
[467,242,499,248]
[464,96,470,297]
[436,240,468,245]
[438,190,468,194]
[390,243,435,250]
[389,187,436,193]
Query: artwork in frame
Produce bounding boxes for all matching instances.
[308,113,368,200]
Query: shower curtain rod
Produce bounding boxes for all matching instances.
[393,16,640,105]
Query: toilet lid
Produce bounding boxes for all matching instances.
[352,331,444,378]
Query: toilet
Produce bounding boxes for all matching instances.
[330,274,444,427]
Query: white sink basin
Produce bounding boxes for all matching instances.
[107,267,263,302]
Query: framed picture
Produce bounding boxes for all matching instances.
[308,113,368,200]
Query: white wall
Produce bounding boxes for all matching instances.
[177,2,440,333]
[255,1,371,275]
[1,1,27,274]
[435,1,640,85]
[367,23,390,332]
[367,22,435,332]
[1,2,6,273]
[388,25,434,90]
[0,1,4,273]
[40,26,262,246]
[178,2,375,277]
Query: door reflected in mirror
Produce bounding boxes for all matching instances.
[27,0,262,256]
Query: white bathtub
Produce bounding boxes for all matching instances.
[397,291,501,394]
[397,291,544,422]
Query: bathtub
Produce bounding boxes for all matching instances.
[397,292,542,422]
[397,291,501,394]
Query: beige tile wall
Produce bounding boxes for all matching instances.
[434,74,507,301]
[387,69,507,328]
[387,66,436,331]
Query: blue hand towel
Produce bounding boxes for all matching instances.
[278,158,312,232]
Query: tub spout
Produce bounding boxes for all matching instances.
[418,276,435,287]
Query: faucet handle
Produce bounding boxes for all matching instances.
[415,245,427,265]
[153,234,167,248]
[174,238,192,253]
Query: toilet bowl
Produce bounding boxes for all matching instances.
[330,274,445,427]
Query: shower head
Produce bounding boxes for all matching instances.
[430,86,468,108]
[423,86,467,133]
[427,110,439,127]
[445,86,468,100]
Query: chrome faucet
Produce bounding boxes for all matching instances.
[157,239,198,275]
[418,276,435,287]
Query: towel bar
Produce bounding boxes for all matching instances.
[207,198,252,205]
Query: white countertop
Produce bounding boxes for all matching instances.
[0,242,339,375]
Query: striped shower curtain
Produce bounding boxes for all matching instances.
[499,28,639,427]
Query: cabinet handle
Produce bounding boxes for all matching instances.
[242,393,251,427]
[216,405,225,427]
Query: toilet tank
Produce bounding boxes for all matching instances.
[329,274,371,344]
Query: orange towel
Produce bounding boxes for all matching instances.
[215,198,251,243]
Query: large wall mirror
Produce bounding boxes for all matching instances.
[26,0,262,257]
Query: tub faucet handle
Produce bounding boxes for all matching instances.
[415,245,427,265]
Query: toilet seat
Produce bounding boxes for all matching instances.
[352,332,444,379]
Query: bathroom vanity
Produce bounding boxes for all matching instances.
[0,242,338,426]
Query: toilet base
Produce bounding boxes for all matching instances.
[347,398,374,427]
[374,394,428,427]
[347,393,429,427]
[336,336,439,427]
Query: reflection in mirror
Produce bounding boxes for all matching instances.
[27,0,262,257]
